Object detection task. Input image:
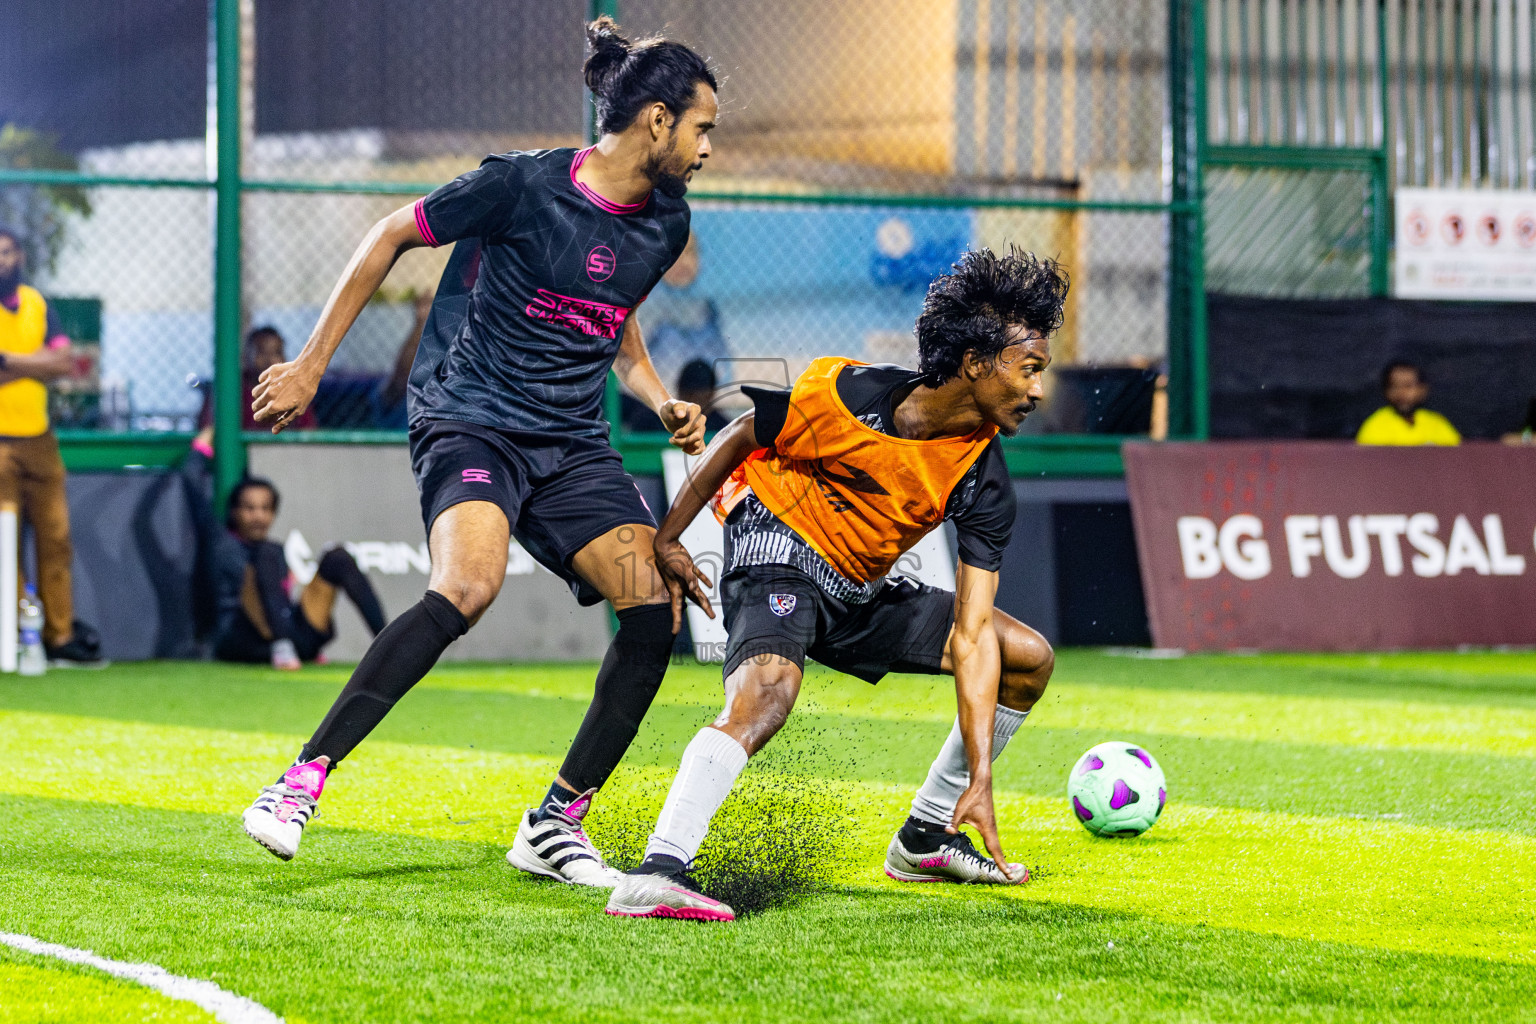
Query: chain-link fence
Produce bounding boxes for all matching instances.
[0,0,1203,469]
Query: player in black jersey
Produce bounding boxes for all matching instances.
[240,18,718,885]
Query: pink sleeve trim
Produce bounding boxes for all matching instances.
[46,335,70,350]
[413,198,441,247]
[191,438,214,458]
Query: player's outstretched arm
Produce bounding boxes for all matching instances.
[613,311,706,454]
[251,203,428,432]
[948,562,1019,879]
[652,411,760,632]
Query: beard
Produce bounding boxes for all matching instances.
[645,135,700,199]
[654,170,692,200]
[0,267,19,296]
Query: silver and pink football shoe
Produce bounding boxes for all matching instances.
[883,829,1028,885]
[605,857,735,922]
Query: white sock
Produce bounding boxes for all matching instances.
[908,705,1028,826]
[644,727,750,864]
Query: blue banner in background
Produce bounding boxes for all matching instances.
[685,205,973,367]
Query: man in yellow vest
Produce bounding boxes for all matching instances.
[0,227,97,664]
[1356,360,1461,446]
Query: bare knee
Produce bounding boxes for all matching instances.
[715,658,801,755]
[430,575,501,624]
[999,631,1054,711]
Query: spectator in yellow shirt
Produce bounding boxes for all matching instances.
[1356,361,1461,446]
[0,227,102,665]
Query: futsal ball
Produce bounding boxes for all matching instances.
[1067,741,1166,837]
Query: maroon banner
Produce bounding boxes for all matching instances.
[1123,441,1536,651]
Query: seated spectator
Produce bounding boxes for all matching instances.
[370,288,434,429]
[638,232,728,389]
[0,226,104,666]
[675,358,731,433]
[215,476,385,669]
[243,327,316,431]
[1356,361,1460,446]
[1501,398,1535,446]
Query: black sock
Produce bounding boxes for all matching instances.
[556,603,673,792]
[534,781,581,820]
[899,814,950,854]
[317,547,387,635]
[298,590,468,765]
[635,853,687,876]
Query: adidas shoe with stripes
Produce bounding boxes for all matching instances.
[242,758,328,861]
[507,789,623,888]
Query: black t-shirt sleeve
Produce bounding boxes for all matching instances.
[742,385,791,448]
[418,157,525,247]
[948,439,1015,572]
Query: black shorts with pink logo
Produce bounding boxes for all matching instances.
[409,418,655,606]
[719,563,956,684]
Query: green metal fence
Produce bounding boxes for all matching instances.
[1,0,1213,500]
[1204,0,1536,300]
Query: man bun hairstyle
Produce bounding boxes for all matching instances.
[914,246,1069,386]
[583,16,717,135]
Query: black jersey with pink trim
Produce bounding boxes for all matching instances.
[406,147,690,437]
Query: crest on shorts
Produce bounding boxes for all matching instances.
[768,593,797,617]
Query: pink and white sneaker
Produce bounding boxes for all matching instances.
[883,829,1027,885]
[605,858,735,922]
[241,758,329,860]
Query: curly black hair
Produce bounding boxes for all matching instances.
[914,246,1069,386]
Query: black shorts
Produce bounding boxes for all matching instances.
[409,419,655,606]
[719,564,956,684]
[214,610,334,664]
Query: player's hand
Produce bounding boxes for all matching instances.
[951,776,1022,881]
[660,399,707,455]
[251,361,320,434]
[654,536,714,634]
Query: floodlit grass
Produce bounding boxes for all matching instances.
[1,650,1533,1022]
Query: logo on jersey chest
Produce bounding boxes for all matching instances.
[768,593,797,617]
[525,288,631,339]
[586,245,616,282]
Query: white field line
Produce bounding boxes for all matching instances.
[0,931,284,1023]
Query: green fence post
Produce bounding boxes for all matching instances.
[1372,0,1392,298]
[212,0,244,516]
[1168,0,1208,439]
[591,0,625,452]
[1189,0,1209,440]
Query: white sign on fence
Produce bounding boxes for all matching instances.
[1395,187,1536,300]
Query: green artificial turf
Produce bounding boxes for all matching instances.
[1,649,1534,1023]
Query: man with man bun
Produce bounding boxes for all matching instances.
[240,17,719,885]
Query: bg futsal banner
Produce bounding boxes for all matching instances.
[1123,442,1536,651]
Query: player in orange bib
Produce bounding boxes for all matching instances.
[605,247,1066,922]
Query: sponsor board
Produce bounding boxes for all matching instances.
[1396,187,1536,300]
[250,444,610,661]
[1124,442,1536,650]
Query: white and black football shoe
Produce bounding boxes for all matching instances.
[506,789,623,888]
